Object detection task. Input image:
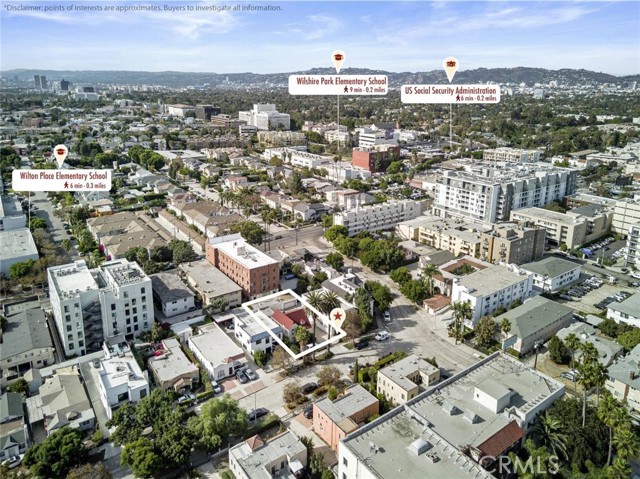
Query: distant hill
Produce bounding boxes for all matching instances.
[2,67,638,88]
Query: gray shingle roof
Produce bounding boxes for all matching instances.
[520,257,580,278]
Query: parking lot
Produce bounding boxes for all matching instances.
[557,275,637,315]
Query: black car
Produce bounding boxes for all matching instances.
[248,407,269,421]
[355,339,369,350]
[236,370,249,384]
[303,404,313,419]
[301,382,319,394]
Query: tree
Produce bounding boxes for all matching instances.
[422,263,439,296]
[334,236,358,257]
[325,225,348,242]
[500,318,511,338]
[343,310,362,345]
[305,290,324,360]
[598,392,622,466]
[327,386,338,400]
[169,239,197,263]
[120,437,161,479]
[293,326,312,358]
[325,252,344,270]
[289,172,304,195]
[271,345,291,371]
[230,221,266,246]
[150,245,172,262]
[317,365,341,388]
[7,378,28,395]
[66,463,112,479]
[353,287,373,330]
[28,217,47,231]
[565,333,581,369]
[124,246,148,265]
[365,281,393,312]
[617,328,640,349]
[400,279,427,304]
[283,381,304,404]
[549,335,569,364]
[9,259,36,280]
[61,238,71,252]
[390,266,412,286]
[611,426,640,466]
[23,426,87,479]
[188,395,248,450]
[451,301,472,345]
[530,410,568,459]
[475,316,496,346]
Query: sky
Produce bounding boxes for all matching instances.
[1,0,639,75]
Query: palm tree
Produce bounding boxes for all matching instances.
[577,356,601,428]
[293,326,312,362]
[564,333,580,368]
[598,392,620,466]
[321,291,340,353]
[422,263,438,297]
[305,290,324,361]
[612,426,640,465]
[451,300,472,345]
[580,342,599,365]
[500,318,511,339]
[530,410,568,460]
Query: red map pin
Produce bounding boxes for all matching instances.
[329,307,346,331]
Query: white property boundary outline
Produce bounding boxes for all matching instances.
[242,289,346,361]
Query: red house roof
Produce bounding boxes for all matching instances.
[477,420,525,458]
[272,308,311,331]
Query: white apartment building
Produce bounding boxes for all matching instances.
[238,104,290,131]
[626,224,640,268]
[0,228,38,278]
[357,128,398,148]
[263,147,328,169]
[150,272,196,318]
[333,199,423,236]
[607,293,640,329]
[325,189,374,209]
[188,323,245,381]
[233,312,284,355]
[482,147,541,163]
[613,200,640,237]
[48,259,154,357]
[518,257,581,293]
[451,264,533,326]
[0,195,26,231]
[324,162,372,183]
[97,337,149,419]
[433,165,577,223]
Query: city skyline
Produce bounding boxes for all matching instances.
[1,1,639,75]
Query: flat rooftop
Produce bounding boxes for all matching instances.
[209,233,277,269]
[0,228,38,259]
[316,384,378,425]
[511,207,579,225]
[101,259,149,287]
[179,259,242,298]
[150,272,194,303]
[0,308,53,362]
[379,354,439,392]
[457,265,529,298]
[230,431,306,479]
[344,408,493,479]
[1,195,24,217]
[189,323,244,365]
[148,338,198,383]
[48,260,99,297]
[235,310,283,340]
[99,351,148,391]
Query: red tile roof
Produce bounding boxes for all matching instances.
[272,308,311,331]
[246,434,264,451]
[477,420,525,458]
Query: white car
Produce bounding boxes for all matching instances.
[375,331,390,341]
[383,311,391,322]
[631,272,640,280]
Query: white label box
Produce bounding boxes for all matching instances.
[289,75,388,95]
[12,169,112,192]
[401,84,500,104]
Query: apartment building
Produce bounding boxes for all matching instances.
[607,292,640,329]
[0,195,26,231]
[333,199,422,236]
[397,215,487,257]
[432,165,577,223]
[150,272,196,318]
[229,431,307,479]
[0,392,29,462]
[188,323,245,381]
[339,353,565,479]
[625,224,640,268]
[179,260,242,310]
[518,257,581,292]
[613,200,640,237]
[148,338,199,393]
[479,223,546,265]
[313,384,379,452]
[482,147,541,163]
[0,309,55,387]
[195,104,220,121]
[606,344,640,412]
[357,127,398,149]
[97,337,149,419]
[238,104,290,131]
[510,205,612,248]
[451,264,533,326]
[48,259,154,357]
[0,228,38,277]
[377,354,440,406]
[263,147,328,169]
[351,145,401,173]
[205,233,280,300]
[324,189,374,209]
[233,312,284,355]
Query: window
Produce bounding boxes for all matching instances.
[64,305,69,313]
[79,340,84,347]
[68,334,73,340]
[141,287,145,294]
[124,292,129,299]
[66,325,72,332]
[111,304,116,311]
[69,342,74,349]
[65,315,71,322]
[343,458,348,467]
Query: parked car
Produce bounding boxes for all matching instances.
[559,294,573,301]
[244,369,258,381]
[211,380,222,394]
[632,272,640,280]
[621,268,630,274]
[1,455,23,469]
[284,273,296,280]
[248,407,269,421]
[375,331,390,341]
[236,370,249,384]
[302,382,319,394]
[383,311,391,322]
[355,339,369,350]
[303,404,313,419]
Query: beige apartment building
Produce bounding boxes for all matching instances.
[377,354,440,406]
[510,205,612,248]
[479,223,546,265]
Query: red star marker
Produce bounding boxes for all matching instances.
[333,311,342,320]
